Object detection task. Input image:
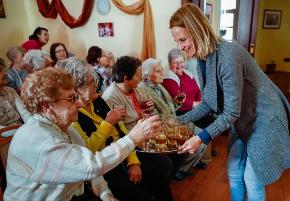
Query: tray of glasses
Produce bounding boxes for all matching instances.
[137,144,178,154]
[136,121,200,153]
[136,134,189,154]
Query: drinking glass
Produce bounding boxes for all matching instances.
[165,122,179,149]
[155,127,167,152]
[142,107,157,119]
[112,104,126,123]
[176,90,186,102]
[178,118,191,146]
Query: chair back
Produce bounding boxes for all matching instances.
[0,125,20,192]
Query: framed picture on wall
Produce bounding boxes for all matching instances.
[205,3,213,24]
[0,0,6,18]
[98,22,114,37]
[263,10,282,29]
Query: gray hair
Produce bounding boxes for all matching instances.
[168,48,184,64]
[23,50,49,71]
[103,50,113,58]
[142,58,161,79]
[56,57,93,87]
[6,46,25,62]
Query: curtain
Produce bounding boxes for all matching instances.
[111,0,156,61]
[36,0,94,29]
[36,0,58,18]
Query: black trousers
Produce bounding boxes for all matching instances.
[104,163,154,201]
[104,153,174,201]
[136,152,174,201]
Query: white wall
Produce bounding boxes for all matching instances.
[0,0,180,66]
[0,0,29,65]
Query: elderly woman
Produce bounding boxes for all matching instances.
[23,49,51,73]
[6,46,27,93]
[162,48,201,116]
[0,58,31,169]
[139,58,206,180]
[0,58,30,128]
[102,56,174,201]
[171,4,290,200]
[86,46,112,92]
[50,42,69,66]
[139,58,181,117]
[103,50,115,68]
[57,57,160,201]
[21,27,49,51]
[4,67,161,201]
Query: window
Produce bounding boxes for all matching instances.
[219,0,238,41]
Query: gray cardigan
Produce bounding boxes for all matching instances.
[181,40,290,185]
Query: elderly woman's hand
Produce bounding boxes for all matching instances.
[105,108,126,125]
[128,164,142,184]
[178,135,202,154]
[128,115,161,145]
[145,97,155,108]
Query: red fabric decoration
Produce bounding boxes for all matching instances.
[36,0,94,29]
[36,0,58,19]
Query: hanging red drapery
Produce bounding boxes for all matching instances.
[36,0,58,18]
[36,0,94,29]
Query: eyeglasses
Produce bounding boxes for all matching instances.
[171,61,184,66]
[55,49,66,54]
[57,93,79,103]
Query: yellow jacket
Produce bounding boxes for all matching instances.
[72,101,140,166]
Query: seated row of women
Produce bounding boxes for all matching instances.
[2,52,207,201]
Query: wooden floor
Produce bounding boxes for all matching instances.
[171,135,290,201]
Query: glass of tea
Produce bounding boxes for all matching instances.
[155,131,167,152]
[142,107,157,119]
[165,122,179,149]
[176,90,186,101]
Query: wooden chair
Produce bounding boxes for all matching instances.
[0,125,21,193]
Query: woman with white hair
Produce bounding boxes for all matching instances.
[139,58,181,117]
[163,48,201,116]
[23,49,52,73]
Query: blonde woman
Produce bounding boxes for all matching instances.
[170,3,290,201]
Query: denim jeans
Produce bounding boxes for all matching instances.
[227,138,265,201]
